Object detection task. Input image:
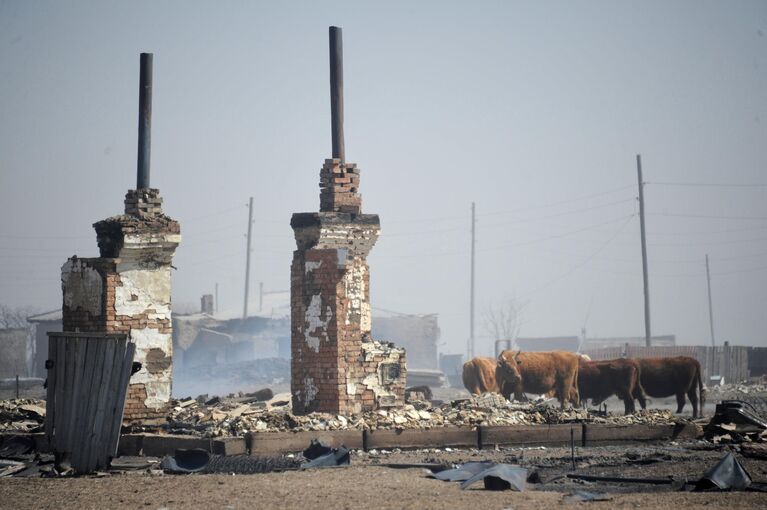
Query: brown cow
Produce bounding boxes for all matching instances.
[462,357,505,396]
[497,350,580,408]
[636,356,706,418]
[577,358,647,415]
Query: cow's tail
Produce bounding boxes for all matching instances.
[565,360,580,407]
[697,360,706,409]
[632,364,647,402]
[631,363,647,411]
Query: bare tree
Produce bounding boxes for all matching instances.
[482,299,525,352]
[0,304,35,329]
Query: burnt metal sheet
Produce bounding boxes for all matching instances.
[429,461,495,482]
[459,464,527,491]
[696,452,752,491]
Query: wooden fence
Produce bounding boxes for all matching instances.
[582,343,752,383]
[45,332,135,474]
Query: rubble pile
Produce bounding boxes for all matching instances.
[0,392,690,438]
[160,392,683,438]
[586,409,678,425]
[704,400,767,444]
[706,379,767,400]
[0,399,45,433]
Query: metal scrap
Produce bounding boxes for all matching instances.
[459,464,528,491]
[695,452,752,491]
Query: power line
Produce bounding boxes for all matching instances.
[0,233,91,240]
[386,198,637,236]
[478,214,636,253]
[384,184,634,226]
[480,198,636,228]
[646,225,767,237]
[376,214,637,260]
[182,204,245,223]
[648,236,767,247]
[517,213,636,300]
[384,226,464,238]
[712,265,767,276]
[649,212,767,221]
[647,181,767,188]
[479,184,635,217]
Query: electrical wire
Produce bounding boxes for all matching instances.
[479,184,635,217]
[649,212,767,221]
[516,213,637,300]
[647,181,767,188]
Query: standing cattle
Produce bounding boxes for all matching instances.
[462,357,506,396]
[636,356,705,418]
[577,358,647,415]
[497,350,580,409]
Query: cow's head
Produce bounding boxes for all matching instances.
[496,350,523,388]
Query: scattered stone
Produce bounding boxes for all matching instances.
[178,399,197,409]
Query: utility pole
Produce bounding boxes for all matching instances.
[259,281,264,312]
[243,197,253,319]
[706,254,716,347]
[215,282,219,313]
[637,154,652,347]
[469,202,476,359]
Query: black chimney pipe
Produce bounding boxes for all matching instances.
[137,53,152,189]
[329,27,344,164]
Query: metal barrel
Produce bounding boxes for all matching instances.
[137,53,152,189]
[329,27,344,163]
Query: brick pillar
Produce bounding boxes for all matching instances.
[290,159,406,415]
[61,188,181,425]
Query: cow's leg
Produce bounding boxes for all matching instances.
[618,391,633,415]
[571,385,580,408]
[553,384,565,409]
[635,389,647,410]
[675,392,686,414]
[687,388,699,419]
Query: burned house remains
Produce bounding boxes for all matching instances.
[58,54,181,424]
[289,27,406,415]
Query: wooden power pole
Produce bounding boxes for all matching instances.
[637,155,652,347]
[706,254,716,347]
[469,202,476,358]
[243,197,254,319]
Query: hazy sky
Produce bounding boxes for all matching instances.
[1,1,766,355]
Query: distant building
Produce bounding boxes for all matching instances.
[0,328,28,378]
[24,296,442,389]
[516,336,580,352]
[371,313,440,369]
[26,309,63,378]
[173,291,291,373]
[174,314,291,371]
[582,335,676,350]
[512,334,676,353]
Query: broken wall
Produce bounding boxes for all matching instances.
[61,188,180,424]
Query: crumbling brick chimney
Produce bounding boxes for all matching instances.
[290,27,406,415]
[60,54,181,425]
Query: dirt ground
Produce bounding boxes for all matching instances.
[2,442,766,509]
